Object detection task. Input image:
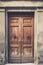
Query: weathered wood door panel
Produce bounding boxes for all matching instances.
[8,12,34,63]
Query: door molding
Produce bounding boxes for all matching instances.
[5,8,38,64]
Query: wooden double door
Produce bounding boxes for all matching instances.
[8,12,34,63]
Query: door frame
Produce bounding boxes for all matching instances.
[5,7,38,64]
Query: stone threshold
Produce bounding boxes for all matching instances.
[5,63,36,65]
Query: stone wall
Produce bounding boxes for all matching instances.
[38,11,43,63]
[0,1,43,7]
[0,10,5,65]
[0,8,43,65]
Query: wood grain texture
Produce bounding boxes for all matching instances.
[8,12,34,63]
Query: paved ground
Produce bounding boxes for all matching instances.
[6,63,37,65]
[5,63,43,65]
[38,64,43,65]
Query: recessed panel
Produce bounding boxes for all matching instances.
[9,17,18,23]
[23,18,32,23]
[9,48,20,58]
[23,27,32,44]
[9,27,19,44]
[23,48,32,57]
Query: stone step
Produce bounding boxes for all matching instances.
[5,63,36,65]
